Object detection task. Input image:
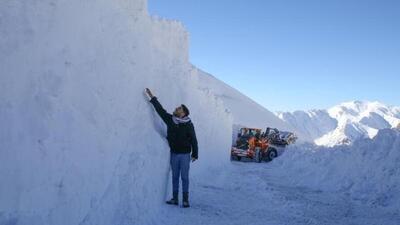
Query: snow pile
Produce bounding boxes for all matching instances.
[278,100,400,146]
[0,1,232,224]
[271,128,400,212]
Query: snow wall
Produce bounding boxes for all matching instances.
[0,0,232,224]
[196,70,293,131]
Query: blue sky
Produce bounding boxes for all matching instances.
[148,0,400,111]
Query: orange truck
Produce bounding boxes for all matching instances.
[231,127,296,162]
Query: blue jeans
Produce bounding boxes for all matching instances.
[170,153,191,193]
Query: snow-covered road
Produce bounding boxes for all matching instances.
[160,161,399,225]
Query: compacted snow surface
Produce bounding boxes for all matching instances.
[160,161,400,225]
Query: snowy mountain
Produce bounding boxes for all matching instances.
[278,101,400,146]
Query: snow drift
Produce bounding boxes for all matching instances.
[0,1,233,224]
[271,128,400,212]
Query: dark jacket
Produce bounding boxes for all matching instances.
[150,97,198,159]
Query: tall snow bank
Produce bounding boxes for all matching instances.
[271,129,400,212]
[0,0,231,224]
[196,71,295,132]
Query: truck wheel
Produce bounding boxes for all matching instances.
[266,148,277,161]
[255,149,262,163]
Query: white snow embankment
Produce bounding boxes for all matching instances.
[270,128,400,212]
[196,70,296,132]
[0,1,232,224]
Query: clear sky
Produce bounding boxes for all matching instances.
[148,0,400,112]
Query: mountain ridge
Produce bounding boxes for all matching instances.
[278,100,400,146]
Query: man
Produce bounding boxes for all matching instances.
[145,88,198,208]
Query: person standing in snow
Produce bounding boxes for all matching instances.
[145,88,198,208]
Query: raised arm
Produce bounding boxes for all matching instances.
[146,88,172,125]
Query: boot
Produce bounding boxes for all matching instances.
[166,192,178,205]
[182,192,190,208]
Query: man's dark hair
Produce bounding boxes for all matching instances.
[181,104,190,117]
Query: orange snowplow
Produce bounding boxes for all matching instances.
[231,127,296,162]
